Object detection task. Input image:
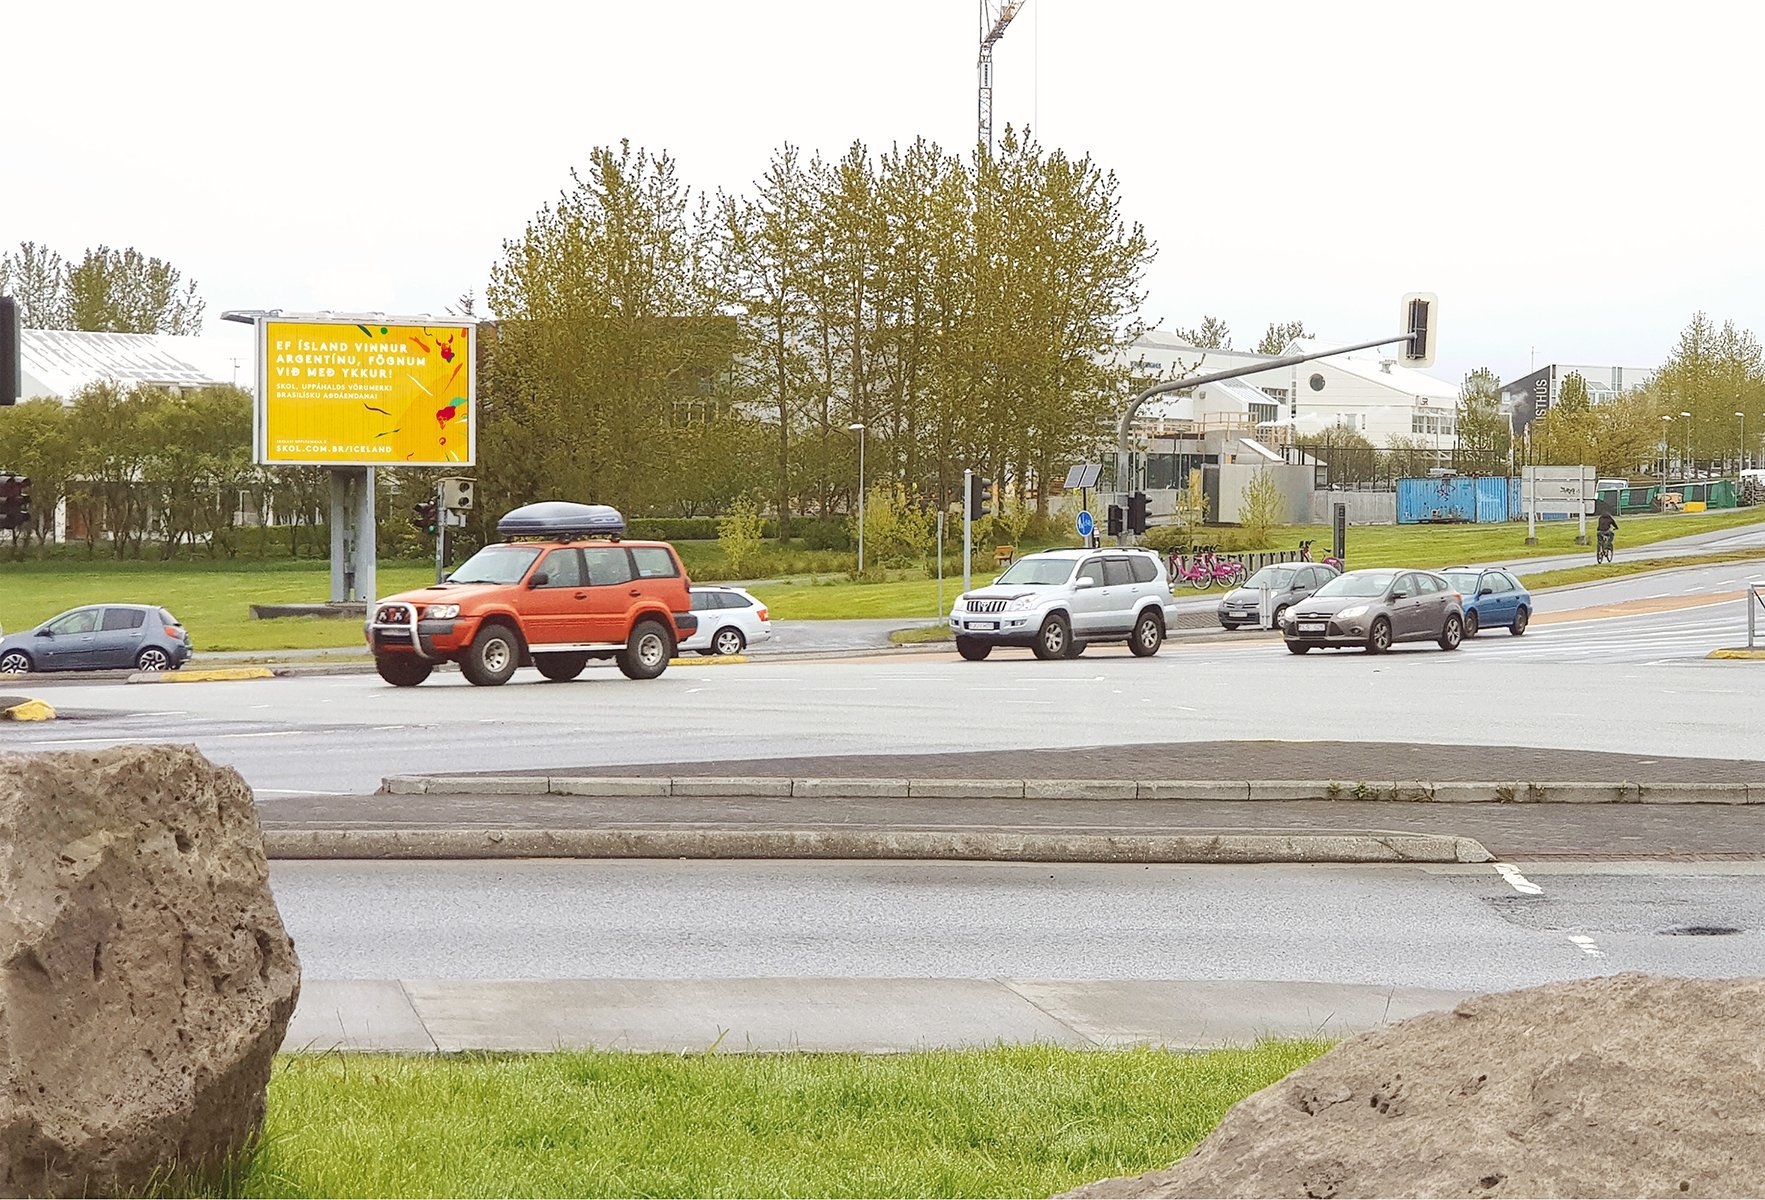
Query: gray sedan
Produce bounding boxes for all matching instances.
[0,604,193,674]
[1217,563,1341,629]
[1281,569,1465,654]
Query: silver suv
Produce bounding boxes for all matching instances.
[949,548,1179,661]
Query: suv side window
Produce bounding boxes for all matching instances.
[582,547,635,586]
[1077,559,1106,587]
[102,607,146,631]
[630,546,679,579]
[1104,558,1135,587]
[537,548,584,588]
[1128,556,1158,584]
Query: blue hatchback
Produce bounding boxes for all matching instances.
[1439,567,1531,637]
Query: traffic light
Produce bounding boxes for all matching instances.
[1106,504,1124,536]
[1,297,20,407]
[967,474,992,521]
[0,474,29,531]
[1127,491,1150,535]
[1400,292,1437,369]
[410,499,438,535]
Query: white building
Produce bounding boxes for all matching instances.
[18,328,250,401]
[1499,363,1654,419]
[1118,330,1463,450]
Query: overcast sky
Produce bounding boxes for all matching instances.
[6,1,1761,385]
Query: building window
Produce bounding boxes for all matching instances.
[1309,373,1326,392]
[1263,387,1290,402]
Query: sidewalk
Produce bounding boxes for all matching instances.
[283,977,1468,1054]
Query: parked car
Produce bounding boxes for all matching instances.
[364,501,698,687]
[682,586,772,656]
[949,547,1178,661]
[0,604,192,674]
[1281,568,1465,654]
[1438,567,1531,637]
[1217,563,1341,630]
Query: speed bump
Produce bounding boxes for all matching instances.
[128,667,276,684]
[1,698,56,721]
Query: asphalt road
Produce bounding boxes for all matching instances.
[269,857,1765,992]
[5,563,1761,797]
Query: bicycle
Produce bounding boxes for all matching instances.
[1174,546,1247,590]
[1299,539,1344,572]
[1596,531,1615,564]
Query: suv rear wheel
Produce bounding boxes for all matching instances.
[617,619,674,680]
[1128,610,1164,657]
[375,654,433,687]
[535,652,589,682]
[1032,613,1071,661]
[461,623,521,686]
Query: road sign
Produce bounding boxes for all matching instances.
[1521,465,1596,514]
[1076,510,1095,537]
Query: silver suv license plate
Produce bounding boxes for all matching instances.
[972,621,998,631]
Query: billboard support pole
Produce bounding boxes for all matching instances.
[329,470,350,603]
[355,467,377,605]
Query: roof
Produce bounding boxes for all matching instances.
[1141,376,1279,421]
[1287,337,1458,401]
[21,329,250,400]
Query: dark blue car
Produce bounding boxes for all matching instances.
[0,604,193,674]
[1439,568,1531,637]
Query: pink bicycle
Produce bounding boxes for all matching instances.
[1298,539,1344,571]
[1172,546,1248,590]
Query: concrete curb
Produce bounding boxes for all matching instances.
[380,774,1765,804]
[0,698,56,721]
[128,667,276,684]
[1709,648,1765,660]
[264,827,1493,865]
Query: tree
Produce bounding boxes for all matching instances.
[1649,311,1765,468]
[1173,315,1231,349]
[0,243,205,333]
[1237,469,1284,547]
[1256,320,1310,355]
[1557,370,1590,415]
[1455,366,1510,473]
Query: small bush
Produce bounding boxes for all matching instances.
[716,500,767,578]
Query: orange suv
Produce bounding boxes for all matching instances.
[366,502,698,687]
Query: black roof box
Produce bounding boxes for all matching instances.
[496,501,626,540]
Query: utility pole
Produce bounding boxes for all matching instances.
[978,1,1024,156]
[963,468,974,597]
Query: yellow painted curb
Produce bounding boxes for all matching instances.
[668,655,750,667]
[1708,649,1765,660]
[2,699,56,721]
[132,667,277,684]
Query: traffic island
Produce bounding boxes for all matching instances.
[0,696,55,721]
[128,667,277,684]
[1709,647,1765,660]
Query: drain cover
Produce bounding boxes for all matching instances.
[1660,925,1743,936]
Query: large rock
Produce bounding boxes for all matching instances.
[0,746,300,1197]
[1066,974,1765,1199]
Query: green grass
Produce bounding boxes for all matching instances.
[889,623,955,644]
[181,1042,1324,1199]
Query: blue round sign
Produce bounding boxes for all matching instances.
[1076,510,1095,537]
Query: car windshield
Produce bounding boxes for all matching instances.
[1245,566,1298,589]
[1314,571,1399,599]
[993,558,1075,586]
[447,544,543,585]
[1441,571,1482,594]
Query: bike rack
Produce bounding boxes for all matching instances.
[1750,581,1765,649]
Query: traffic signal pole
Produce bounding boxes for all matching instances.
[1112,329,1424,546]
[962,468,973,597]
[434,480,447,584]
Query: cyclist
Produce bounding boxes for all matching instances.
[1596,510,1618,562]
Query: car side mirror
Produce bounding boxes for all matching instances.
[528,572,550,588]
[1073,577,1097,589]
[1480,586,1496,597]
[35,628,52,638]
[1388,590,1409,601]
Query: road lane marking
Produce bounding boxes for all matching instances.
[257,788,350,796]
[1567,935,1605,957]
[1494,863,1543,895]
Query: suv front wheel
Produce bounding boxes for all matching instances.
[956,636,992,661]
[461,623,521,686]
[1032,613,1071,661]
[617,619,674,680]
[1128,610,1164,657]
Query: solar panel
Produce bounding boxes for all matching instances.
[1063,463,1102,489]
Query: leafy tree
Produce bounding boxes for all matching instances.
[1381,434,1438,480]
[1174,315,1231,349]
[1,243,205,333]
[0,242,71,329]
[1556,370,1590,415]
[716,497,767,577]
[1300,422,1376,485]
[1455,366,1509,473]
[1256,320,1310,355]
[1237,470,1284,547]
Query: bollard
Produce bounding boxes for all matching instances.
[1258,585,1274,630]
[1751,581,1764,649]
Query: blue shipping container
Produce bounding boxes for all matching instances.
[1397,476,1519,524]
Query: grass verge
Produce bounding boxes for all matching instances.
[1519,548,1765,591]
[184,1043,1325,1199]
[889,623,955,644]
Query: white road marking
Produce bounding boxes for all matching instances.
[213,731,303,740]
[257,788,349,796]
[1494,863,1543,895]
[1567,934,1605,957]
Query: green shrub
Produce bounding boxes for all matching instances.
[716,499,767,577]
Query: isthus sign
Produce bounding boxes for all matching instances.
[255,317,476,466]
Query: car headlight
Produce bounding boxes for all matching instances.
[1335,605,1368,621]
[1006,596,1035,611]
[426,604,460,620]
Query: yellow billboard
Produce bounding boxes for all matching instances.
[256,318,476,466]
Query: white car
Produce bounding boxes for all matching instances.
[681,586,772,656]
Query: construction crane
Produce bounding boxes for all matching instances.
[977,0,1025,156]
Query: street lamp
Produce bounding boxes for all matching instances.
[847,422,866,572]
[1737,410,1747,473]
[1680,411,1692,480]
[1660,414,1673,486]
